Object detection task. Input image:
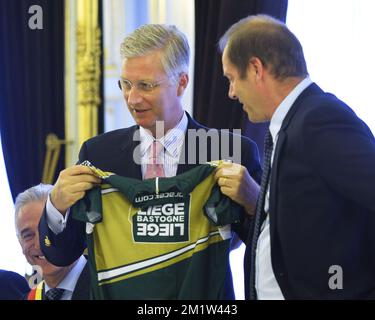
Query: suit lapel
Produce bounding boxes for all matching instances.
[118,126,142,179]
[280,83,323,131]
[269,130,286,239]
[268,82,324,239]
[71,263,90,300]
[177,112,206,175]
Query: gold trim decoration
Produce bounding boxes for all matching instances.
[76,0,102,146]
[42,133,72,184]
[64,0,102,168]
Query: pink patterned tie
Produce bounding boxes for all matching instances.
[144,141,165,179]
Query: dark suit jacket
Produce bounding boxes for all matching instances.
[244,83,375,299]
[71,262,90,300]
[0,270,29,300]
[39,113,261,298]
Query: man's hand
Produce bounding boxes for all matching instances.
[214,162,260,216]
[50,165,102,215]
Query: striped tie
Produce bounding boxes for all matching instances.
[144,140,165,179]
[249,130,273,300]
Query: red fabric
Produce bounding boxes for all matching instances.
[144,141,165,179]
[27,288,36,300]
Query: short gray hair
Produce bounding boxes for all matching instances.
[120,24,190,78]
[14,184,53,228]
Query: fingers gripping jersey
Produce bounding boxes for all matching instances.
[72,161,242,299]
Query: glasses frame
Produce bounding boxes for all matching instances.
[117,77,171,94]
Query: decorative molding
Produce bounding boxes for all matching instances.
[42,134,73,184]
[76,0,102,145]
[65,0,102,166]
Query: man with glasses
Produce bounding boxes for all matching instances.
[38,24,262,299]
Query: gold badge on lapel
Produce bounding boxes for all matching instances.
[44,236,51,247]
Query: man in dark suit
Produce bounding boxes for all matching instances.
[38,24,261,299]
[218,14,375,299]
[15,184,89,300]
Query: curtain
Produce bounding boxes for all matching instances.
[0,0,65,200]
[98,0,104,134]
[194,0,288,159]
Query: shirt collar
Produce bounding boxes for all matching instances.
[269,77,312,142]
[44,255,87,294]
[139,113,188,158]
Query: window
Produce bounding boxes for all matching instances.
[287,0,375,133]
[0,137,27,275]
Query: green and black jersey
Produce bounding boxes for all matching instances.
[72,161,242,299]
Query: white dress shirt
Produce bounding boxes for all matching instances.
[46,113,188,234]
[139,113,188,178]
[255,77,312,300]
[44,255,87,300]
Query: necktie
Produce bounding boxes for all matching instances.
[249,130,274,300]
[144,140,165,179]
[45,288,65,300]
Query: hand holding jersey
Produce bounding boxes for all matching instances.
[215,162,260,216]
[50,165,101,215]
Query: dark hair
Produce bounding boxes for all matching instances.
[219,14,308,80]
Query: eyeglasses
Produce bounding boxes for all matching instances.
[118,78,170,93]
